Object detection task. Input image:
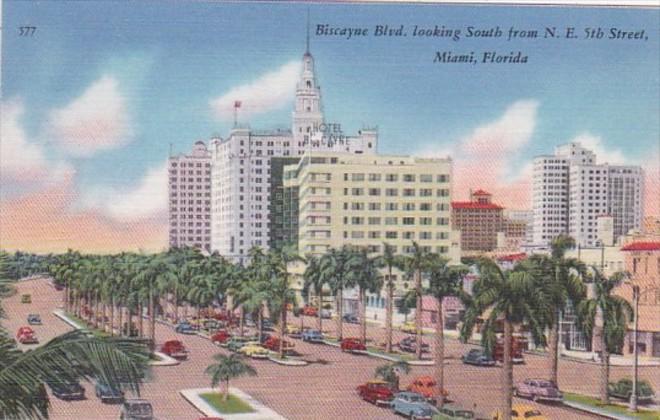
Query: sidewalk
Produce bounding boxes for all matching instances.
[180,387,287,420]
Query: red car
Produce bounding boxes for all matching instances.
[341,337,367,353]
[302,306,318,317]
[211,330,231,345]
[16,326,38,344]
[263,336,294,352]
[406,375,449,403]
[357,380,395,406]
[160,340,188,360]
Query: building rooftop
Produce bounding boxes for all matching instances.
[472,189,491,196]
[451,202,503,210]
[620,242,660,252]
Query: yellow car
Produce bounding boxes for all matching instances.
[239,342,270,359]
[285,325,301,336]
[400,321,417,334]
[492,404,548,420]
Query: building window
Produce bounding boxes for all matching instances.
[403,217,415,225]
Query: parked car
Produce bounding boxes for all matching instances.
[406,376,448,403]
[54,283,65,291]
[95,380,125,404]
[262,319,276,331]
[342,314,359,324]
[16,326,38,344]
[492,404,547,420]
[175,321,197,335]
[160,340,189,360]
[340,337,366,353]
[119,399,154,420]
[608,378,656,403]
[47,380,86,400]
[226,336,254,352]
[320,309,332,319]
[302,306,318,317]
[21,294,31,304]
[514,379,563,402]
[202,319,221,331]
[399,336,429,353]
[285,325,302,338]
[461,348,495,367]
[27,314,42,325]
[432,404,489,419]
[356,380,395,406]
[391,391,439,420]
[263,336,295,352]
[301,329,324,343]
[211,330,232,346]
[239,342,270,359]
[400,321,417,334]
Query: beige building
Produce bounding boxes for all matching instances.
[283,152,460,264]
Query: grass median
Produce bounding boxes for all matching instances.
[564,392,659,420]
[200,392,255,414]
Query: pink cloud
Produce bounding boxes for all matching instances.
[48,76,133,157]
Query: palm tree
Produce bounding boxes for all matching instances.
[378,243,401,353]
[352,248,384,345]
[398,241,435,360]
[0,329,149,419]
[321,246,360,342]
[426,260,469,408]
[302,255,327,332]
[460,257,550,420]
[205,353,257,402]
[374,361,411,392]
[577,268,633,404]
[267,245,304,359]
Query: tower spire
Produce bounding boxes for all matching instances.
[305,8,310,55]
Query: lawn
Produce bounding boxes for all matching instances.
[65,312,110,337]
[200,392,255,414]
[564,392,660,420]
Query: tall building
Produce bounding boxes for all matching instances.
[210,47,378,263]
[503,209,533,246]
[451,190,504,252]
[532,143,643,247]
[168,141,212,250]
[283,152,460,264]
[269,157,301,250]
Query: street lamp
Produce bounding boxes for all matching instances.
[623,278,640,413]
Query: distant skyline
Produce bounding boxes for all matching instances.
[1,1,658,253]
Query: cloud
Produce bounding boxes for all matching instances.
[48,76,132,157]
[210,60,301,121]
[80,161,168,221]
[418,100,539,209]
[570,133,628,165]
[1,98,74,190]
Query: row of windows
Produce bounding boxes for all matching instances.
[342,173,449,183]
[342,202,440,211]
[343,216,449,226]
[343,188,449,197]
[170,162,210,168]
[339,230,449,240]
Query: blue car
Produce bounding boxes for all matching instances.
[95,380,125,404]
[391,391,439,420]
[27,314,42,325]
[175,322,196,334]
[461,348,496,367]
[301,329,324,343]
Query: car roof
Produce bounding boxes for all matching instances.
[395,391,423,397]
[367,380,389,385]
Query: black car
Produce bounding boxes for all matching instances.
[95,380,125,404]
[262,319,276,331]
[462,348,496,366]
[342,313,359,324]
[47,381,86,400]
[120,399,154,420]
[398,336,430,353]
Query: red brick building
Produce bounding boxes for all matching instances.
[451,190,504,252]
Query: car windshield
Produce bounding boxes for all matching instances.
[537,382,553,388]
[408,395,423,402]
[525,410,542,417]
[128,403,153,415]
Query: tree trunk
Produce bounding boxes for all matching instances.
[101,302,107,332]
[224,380,230,402]
[502,320,514,420]
[138,303,144,337]
[600,325,610,404]
[258,307,263,343]
[279,307,286,359]
[415,268,423,360]
[317,288,323,332]
[110,298,115,337]
[239,306,245,337]
[386,273,394,353]
[174,286,179,322]
[435,297,445,408]
[94,293,100,329]
[548,314,560,387]
[150,286,156,352]
[118,304,123,336]
[360,287,367,345]
[336,288,343,341]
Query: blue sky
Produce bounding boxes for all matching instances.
[2,1,658,252]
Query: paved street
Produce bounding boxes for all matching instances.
[4,277,658,419]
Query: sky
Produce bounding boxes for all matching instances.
[1,1,658,253]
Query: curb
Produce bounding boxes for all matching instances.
[52,310,180,366]
[180,387,287,420]
[322,340,434,364]
[268,356,308,366]
[563,400,637,420]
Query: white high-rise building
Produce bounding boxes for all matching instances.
[532,143,643,247]
[210,47,378,263]
[168,141,212,250]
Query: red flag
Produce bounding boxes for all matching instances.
[234,100,242,108]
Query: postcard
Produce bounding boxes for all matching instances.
[1,1,658,419]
